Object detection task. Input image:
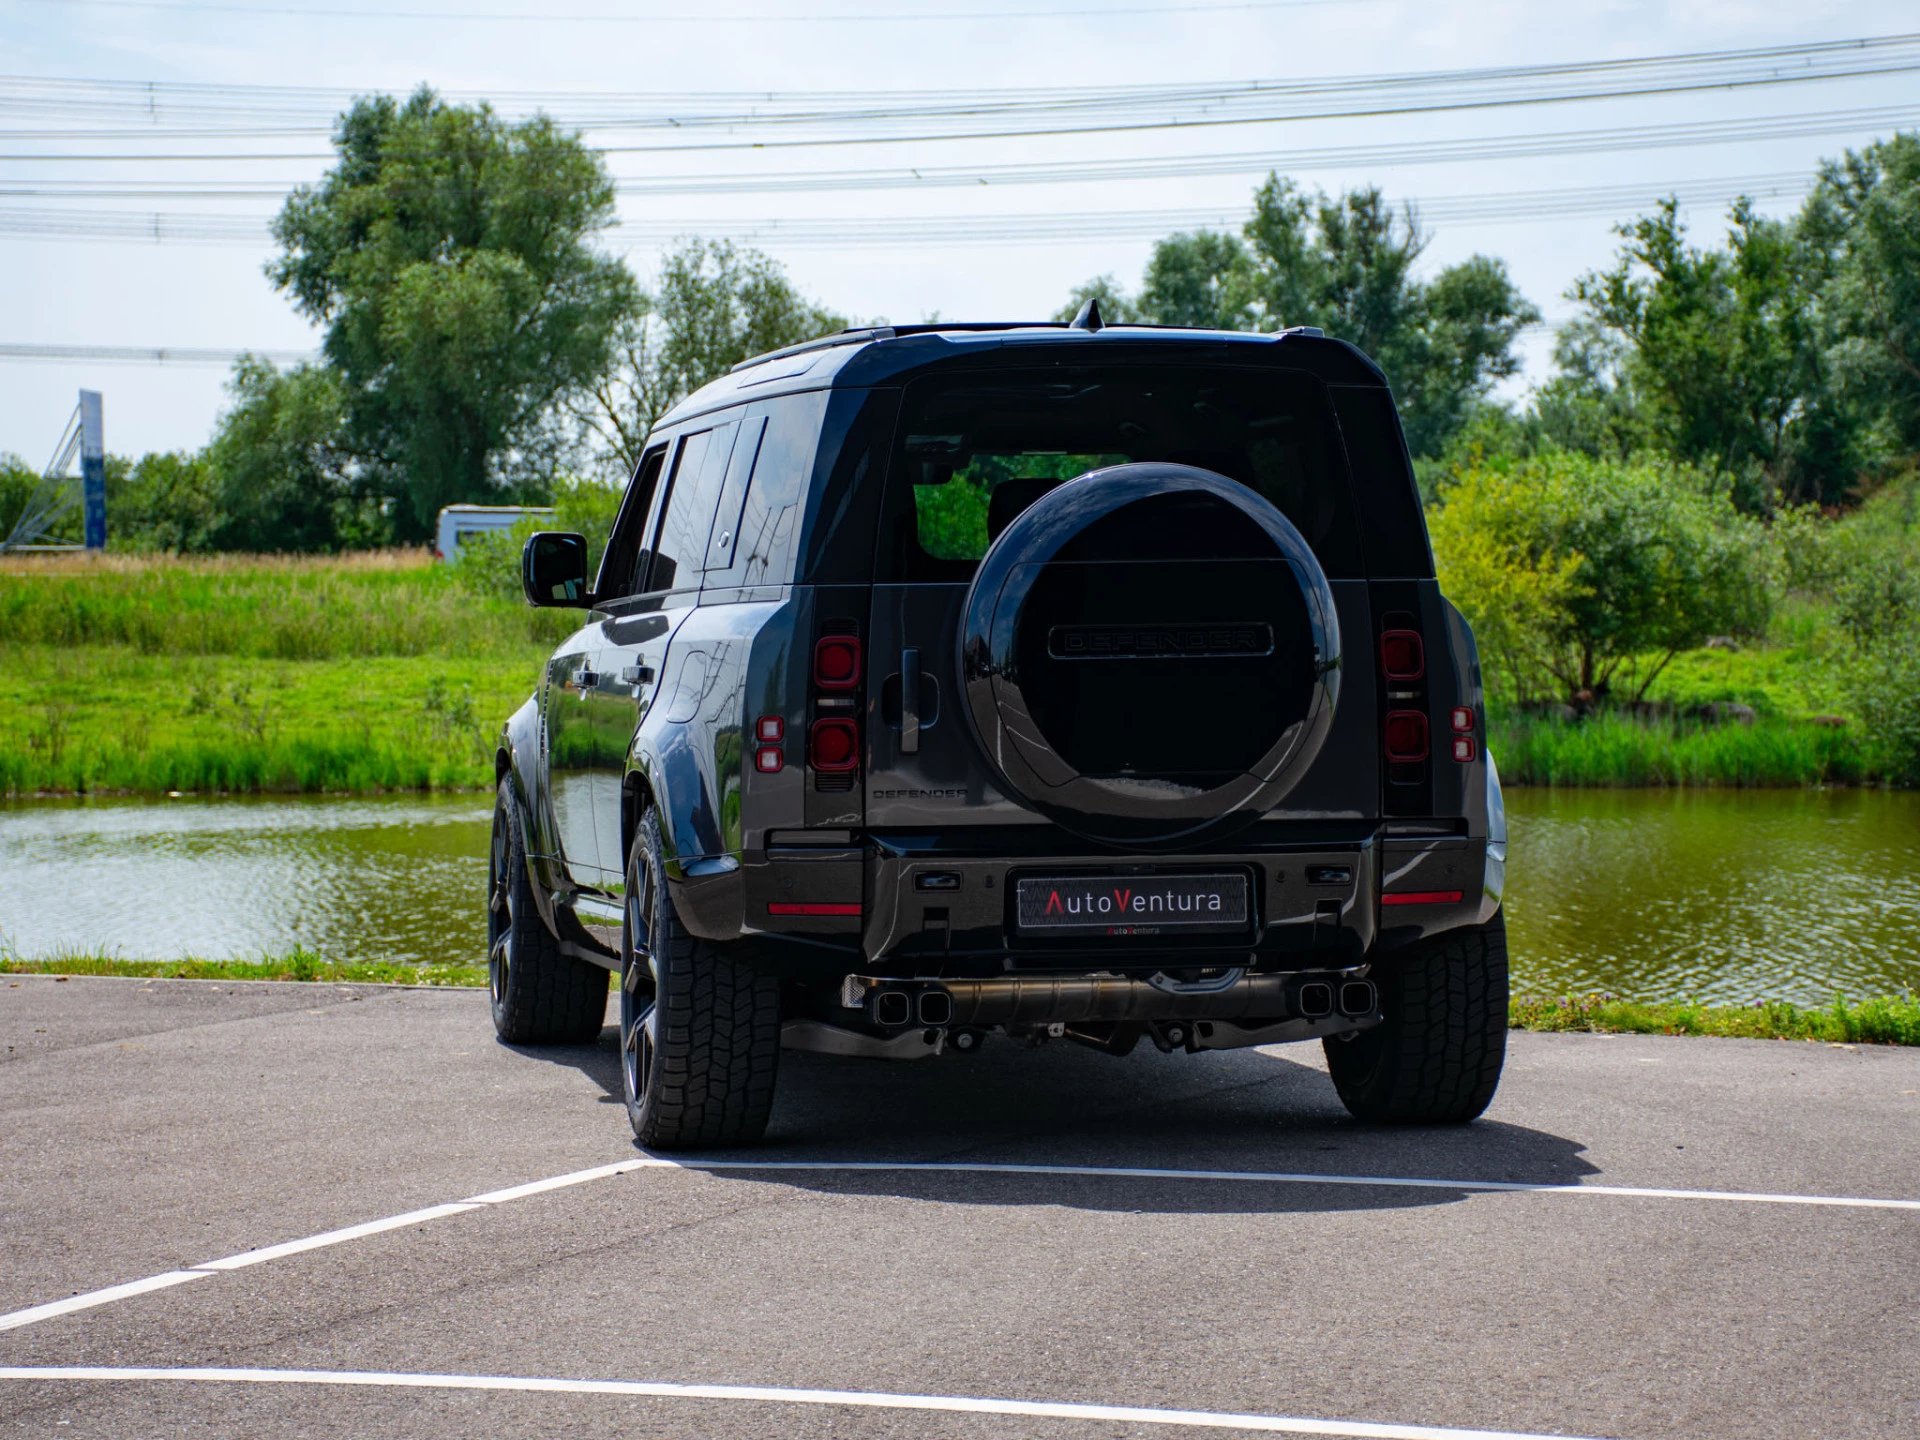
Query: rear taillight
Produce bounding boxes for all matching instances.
[1450,705,1476,762]
[810,623,863,789]
[1384,710,1429,763]
[1381,629,1425,681]
[810,717,859,773]
[753,714,785,774]
[814,636,862,691]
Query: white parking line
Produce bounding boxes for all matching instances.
[0,1274,211,1334]
[193,1203,484,1271]
[1,1154,1912,1335]
[0,1364,1620,1440]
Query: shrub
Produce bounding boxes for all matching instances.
[1844,623,1920,785]
[1429,451,1772,703]
[452,475,625,604]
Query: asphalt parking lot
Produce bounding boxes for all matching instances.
[2,973,1917,1438]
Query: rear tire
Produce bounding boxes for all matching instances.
[488,777,607,1046]
[1325,911,1508,1124]
[620,808,781,1150]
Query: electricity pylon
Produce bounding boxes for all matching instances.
[1,390,105,553]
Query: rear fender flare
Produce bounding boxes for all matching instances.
[497,696,564,938]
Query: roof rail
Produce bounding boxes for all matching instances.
[729,317,1309,376]
[729,327,896,374]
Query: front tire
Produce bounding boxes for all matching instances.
[1325,911,1509,1124]
[488,777,607,1045]
[621,808,781,1149]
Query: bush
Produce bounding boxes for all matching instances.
[453,475,625,604]
[1844,624,1920,784]
[1429,450,1772,703]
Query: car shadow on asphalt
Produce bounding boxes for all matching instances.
[522,1026,1597,1217]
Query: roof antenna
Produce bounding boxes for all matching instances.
[1068,296,1105,333]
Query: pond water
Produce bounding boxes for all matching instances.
[1,789,1916,1004]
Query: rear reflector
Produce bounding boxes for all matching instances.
[814,636,862,691]
[1384,709,1429,762]
[768,901,862,917]
[809,716,859,772]
[1382,890,1464,906]
[1380,629,1425,680]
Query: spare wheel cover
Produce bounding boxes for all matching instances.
[958,462,1341,846]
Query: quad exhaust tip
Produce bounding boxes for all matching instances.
[1338,980,1378,1016]
[1296,981,1334,1018]
[873,990,912,1027]
[917,990,954,1027]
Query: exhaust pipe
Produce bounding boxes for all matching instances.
[917,990,954,1027]
[872,990,912,1027]
[1338,980,1378,1017]
[1296,981,1334,1019]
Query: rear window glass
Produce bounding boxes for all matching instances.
[880,366,1361,581]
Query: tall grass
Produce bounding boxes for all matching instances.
[0,549,570,659]
[1510,991,1920,1045]
[1490,709,1867,787]
[0,649,532,796]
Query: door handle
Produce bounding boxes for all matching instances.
[577,666,599,693]
[900,647,921,754]
[621,664,654,686]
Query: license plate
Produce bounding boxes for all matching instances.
[1014,872,1250,937]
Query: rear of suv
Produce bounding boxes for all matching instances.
[491,314,1510,1149]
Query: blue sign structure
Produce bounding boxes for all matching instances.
[80,390,106,551]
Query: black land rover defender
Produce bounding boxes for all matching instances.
[489,313,1510,1149]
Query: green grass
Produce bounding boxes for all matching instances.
[6,954,1914,1043]
[0,646,541,795]
[0,550,565,796]
[1510,991,1920,1046]
[1489,708,1866,787]
[1,951,488,987]
[0,549,571,660]
[0,548,1892,794]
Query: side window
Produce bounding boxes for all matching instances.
[729,393,823,587]
[708,414,767,573]
[645,421,737,594]
[595,444,668,602]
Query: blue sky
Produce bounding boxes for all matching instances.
[2,0,1916,464]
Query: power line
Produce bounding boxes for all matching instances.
[0,324,1578,368]
[0,342,317,364]
[6,0,1354,23]
[3,33,1917,159]
[0,170,1821,249]
[2,103,1911,202]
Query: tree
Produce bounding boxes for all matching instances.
[1058,175,1537,456]
[112,450,220,552]
[1564,198,1863,509]
[202,359,363,553]
[270,89,638,539]
[1137,231,1256,330]
[1802,132,1920,457]
[569,239,844,476]
[1051,274,1135,325]
[1429,451,1771,704]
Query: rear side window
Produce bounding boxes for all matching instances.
[1329,386,1433,578]
[879,366,1363,582]
[704,390,829,590]
[646,420,739,593]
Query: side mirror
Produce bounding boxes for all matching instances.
[522,532,590,608]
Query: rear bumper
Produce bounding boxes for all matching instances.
[672,826,1493,976]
